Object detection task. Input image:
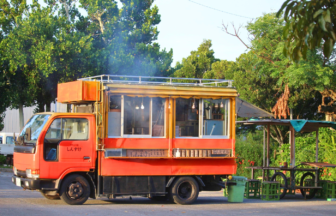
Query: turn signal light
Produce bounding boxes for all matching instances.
[26,169,40,178]
[31,169,39,175]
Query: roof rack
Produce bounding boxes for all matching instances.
[78,74,233,87]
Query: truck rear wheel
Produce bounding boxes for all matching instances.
[169,177,199,205]
[60,174,90,205]
[40,191,60,200]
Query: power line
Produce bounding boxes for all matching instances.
[188,0,253,19]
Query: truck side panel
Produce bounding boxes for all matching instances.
[100,158,236,176]
[101,138,236,176]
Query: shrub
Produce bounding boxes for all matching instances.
[0,155,6,165]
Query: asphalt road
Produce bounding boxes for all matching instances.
[1,171,336,216]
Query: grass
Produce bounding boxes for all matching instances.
[0,164,13,169]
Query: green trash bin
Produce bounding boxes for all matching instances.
[227,176,247,202]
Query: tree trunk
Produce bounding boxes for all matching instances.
[269,125,285,146]
[46,103,51,112]
[37,102,44,113]
[19,103,24,130]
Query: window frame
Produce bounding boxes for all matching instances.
[108,95,166,139]
[6,136,15,144]
[200,98,230,139]
[43,117,90,162]
[45,118,90,141]
[175,98,230,139]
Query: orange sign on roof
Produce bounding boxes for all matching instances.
[57,80,100,103]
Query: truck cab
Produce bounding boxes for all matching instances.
[12,113,96,202]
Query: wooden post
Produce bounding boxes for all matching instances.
[316,130,319,163]
[290,126,295,168]
[263,127,266,180]
[267,124,270,167]
[315,130,319,187]
[266,124,270,181]
[263,127,266,167]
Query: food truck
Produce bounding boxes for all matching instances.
[12,75,238,205]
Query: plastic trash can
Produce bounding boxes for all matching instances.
[227,176,247,202]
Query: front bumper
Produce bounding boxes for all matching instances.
[12,175,41,190]
[12,175,59,191]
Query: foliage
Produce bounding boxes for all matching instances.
[81,0,173,76]
[0,155,6,165]
[235,129,277,178]
[0,113,4,131]
[275,128,336,181]
[277,0,336,60]
[235,127,336,182]
[222,13,335,144]
[173,39,234,84]
[0,0,172,127]
[174,40,218,78]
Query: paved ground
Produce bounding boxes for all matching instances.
[1,171,335,216]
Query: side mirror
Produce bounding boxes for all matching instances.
[26,127,31,141]
[16,136,24,145]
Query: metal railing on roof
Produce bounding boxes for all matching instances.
[78,74,233,87]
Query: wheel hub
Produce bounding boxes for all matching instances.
[178,182,192,199]
[68,182,83,199]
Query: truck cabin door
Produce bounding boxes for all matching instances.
[42,117,94,179]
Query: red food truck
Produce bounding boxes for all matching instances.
[12,75,238,205]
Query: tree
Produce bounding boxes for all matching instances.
[0,0,35,128]
[173,39,220,79]
[0,0,93,131]
[277,0,336,61]
[80,0,173,76]
[222,13,334,145]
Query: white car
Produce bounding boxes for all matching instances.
[0,132,18,165]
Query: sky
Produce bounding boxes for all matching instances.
[153,0,284,66]
[32,0,284,66]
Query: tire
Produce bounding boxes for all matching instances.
[169,177,199,205]
[300,172,316,199]
[148,195,168,201]
[271,172,287,199]
[60,174,90,205]
[40,191,60,200]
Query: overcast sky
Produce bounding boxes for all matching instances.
[154,0,284,66]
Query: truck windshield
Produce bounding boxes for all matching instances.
[20,114,51,144]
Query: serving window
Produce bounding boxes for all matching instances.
[175,98,199,137]
[107,95,166,138]
[175,98,230,139]
[201,98,230,138]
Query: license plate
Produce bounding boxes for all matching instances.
[16,178,21,187]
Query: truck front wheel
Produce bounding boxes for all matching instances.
[169,177,199,205]
[60,174,90,205]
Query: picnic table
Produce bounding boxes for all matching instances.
[237,119,336,199]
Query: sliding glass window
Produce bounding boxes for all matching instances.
[201,98,230,138]
[107,95,166,138]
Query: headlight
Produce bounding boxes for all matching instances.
[26,169,32,178]
[13,166,17,175]
[26,169,39,179]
